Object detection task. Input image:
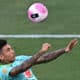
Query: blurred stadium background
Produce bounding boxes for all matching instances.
[0,0,80,80]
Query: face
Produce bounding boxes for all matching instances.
[0,44,15,63]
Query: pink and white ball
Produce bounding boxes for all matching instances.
[27,2,48,23]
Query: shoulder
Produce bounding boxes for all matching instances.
[11,55,32,66]
[16,55,32,61]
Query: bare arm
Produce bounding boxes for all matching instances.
[34,48,65,64]
[34,39,78,64]
[9,39,78,76]
[9,43,51,76]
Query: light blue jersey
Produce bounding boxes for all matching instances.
[0,55,38,80]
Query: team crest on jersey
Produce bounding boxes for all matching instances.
[2,68,7,74]
[24,70,32,78]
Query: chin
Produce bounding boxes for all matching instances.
[10,57,15,62]
[10,59,15,63]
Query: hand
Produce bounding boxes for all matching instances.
[65,39,78,52]
[40,43,51,52]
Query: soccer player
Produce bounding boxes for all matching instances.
[0,39,78,80]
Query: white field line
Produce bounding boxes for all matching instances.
[0,34,80,38]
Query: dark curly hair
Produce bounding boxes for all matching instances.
[0,39,7,50]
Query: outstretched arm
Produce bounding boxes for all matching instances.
[34,39,78,64]
[9,43,51,76]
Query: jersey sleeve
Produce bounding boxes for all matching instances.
[16,55,32,61]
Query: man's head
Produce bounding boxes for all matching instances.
[0,39,15,64]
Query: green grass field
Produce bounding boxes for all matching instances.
[0,0,80,80]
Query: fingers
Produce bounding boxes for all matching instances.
[71,39,78,47]
[69,39,78,48]
[43,43,51,48]
[65,39,78,52]
[41,38,78,53]
[41,43,51,52]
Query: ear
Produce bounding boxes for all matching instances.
[0,54,4,61]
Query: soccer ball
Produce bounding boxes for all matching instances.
[27,2,48,23]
